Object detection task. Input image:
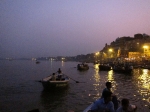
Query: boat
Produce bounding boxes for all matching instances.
[83,98,120,112]
[113,64,133,74]
[99,63,112,71]
[83,103,94,112]
[141,64,150,69]
[41,74,70,89]
[36,61,40,64]
[77,63,89,71]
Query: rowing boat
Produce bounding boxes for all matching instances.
[41,74,70,89]
[83,103,94,112]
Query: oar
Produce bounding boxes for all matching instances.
[63,74,85,83]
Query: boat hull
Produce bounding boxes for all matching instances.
[41,75,70,89]
[77,64,89,71]
[99,65,112,71]
[42,80,69,89]
[83,103,93,112]
[113,68,133,74]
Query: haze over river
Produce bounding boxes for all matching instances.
[0,60,149,112]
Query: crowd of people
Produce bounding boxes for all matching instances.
[90,81,137,112]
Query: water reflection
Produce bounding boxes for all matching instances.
[91,67,150,111]
[92,65,116,100]
[135,69,150,104]
[107,70,117,94]
[1,61,150,112]
[92,64,101,99]
[94,64,99,71]
[61,61,64,66]
[93,64,100,83]
[138,69,150,89]
[40,86,70,111]
[107,70,114,81]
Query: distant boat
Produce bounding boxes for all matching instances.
[113,64,133,74]
[36,61,40,64]
[77,63,89,71]
[40,74,70,89]
[99,63,112,71]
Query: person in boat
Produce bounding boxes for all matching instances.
[51,73,56,81]
[116,98,137,112]
[82,62,85,65]
[101,82,119,110]
[57,68,63,80]
[90,91,115,112]
[101,82,114,97]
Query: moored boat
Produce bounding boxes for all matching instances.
[77,63,89,71]
[99,63,112,71]
[41,74,70,89]
[36,61,40,64]
[113,64,133,74]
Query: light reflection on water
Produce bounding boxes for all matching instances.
[0,61,150,112]
[91,67,150,112]
[135,69,150,106]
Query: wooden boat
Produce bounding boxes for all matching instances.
[113,64,133,74]
[36,61,40,64]
[83,103,94,112]
[99,64,112,71]
[41,74,70,89]
[113,68,133,74]
[83,98,120,112]
[77,63,89,71]
[141,64,150,69]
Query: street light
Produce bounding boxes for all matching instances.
[108,48,113,62]
[96,52,99,56]
[109,48,113,52]
[95,52,99,62]
[108,48,113,57]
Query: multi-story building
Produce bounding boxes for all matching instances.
[100,33,150,62]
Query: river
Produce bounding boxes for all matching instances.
[0,60,149,112]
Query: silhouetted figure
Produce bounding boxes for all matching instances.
[91,91,115,112]
[101,82,119,110]
[51,73,56,81]
[116,98,137,112]
[57,68,62,80]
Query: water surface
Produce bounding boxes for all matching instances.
[0,60,149,112]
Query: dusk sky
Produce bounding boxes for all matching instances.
[0,0,150,58]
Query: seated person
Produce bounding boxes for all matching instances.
[91,91,115,112]
[57,68,63,80]
[101,82,119,110]
[101,82,112,97]
[51,73,56,81]
[116,98,137,112]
